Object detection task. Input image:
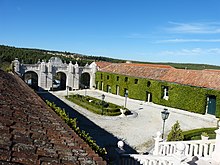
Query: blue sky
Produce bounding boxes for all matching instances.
[1,0,220,66]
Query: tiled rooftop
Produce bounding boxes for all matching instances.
[98,62,220,90]
[0,70,106,165]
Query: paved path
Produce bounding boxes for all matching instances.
[50,89,217,153]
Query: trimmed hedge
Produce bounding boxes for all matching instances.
[95,71,220,117]
[66,94,122,116]
[182,127,217,140]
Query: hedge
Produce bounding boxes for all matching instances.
[182,127,217,140]
[45,100,107,157]
[66,94,122,116]
[95,71,220,117]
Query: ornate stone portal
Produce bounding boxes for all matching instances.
[13,57,97,90]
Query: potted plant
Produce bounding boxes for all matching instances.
[201,132,209,140]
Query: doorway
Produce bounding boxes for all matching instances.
[146,91,152,102]
[207,95,216,115]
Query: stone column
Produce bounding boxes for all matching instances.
[153,132,162,155]
[13,58,20,75]
[74,62,79,89]
[212,122,220,163]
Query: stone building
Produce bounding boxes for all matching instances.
[13,57,97,91]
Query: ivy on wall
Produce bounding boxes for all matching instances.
[95,71,220,117]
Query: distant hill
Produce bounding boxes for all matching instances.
[0,45,220,71]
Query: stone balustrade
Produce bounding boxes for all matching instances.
[157,139,215,157]
[129,154,188,165]
[119,123,220,164]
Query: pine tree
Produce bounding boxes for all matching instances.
[167,121,184,141]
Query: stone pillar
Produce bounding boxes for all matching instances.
[13,58,20,75]
[39,61,47,89]
[89,62,97,89]
[74,62,79,89]
[67,61,74,90]
[153,132,162,155]
[212,122,220,163]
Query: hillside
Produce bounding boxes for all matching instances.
[0,45,220,71]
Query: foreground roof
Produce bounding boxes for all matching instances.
[0,70,106,165]
[97,62,220,90]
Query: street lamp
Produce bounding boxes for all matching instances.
[84,86,87,96]
[101,94,105,115]
[66,86,69,98]
[124,90,128,108]
[161,108,170,140]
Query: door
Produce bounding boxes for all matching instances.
[116,85,119,95]
[207,96,216,115]
[146,91,152,102]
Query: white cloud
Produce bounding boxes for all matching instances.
[157,48,220,56]
[156,38,220,43]
[125,33,147,39]
[165,22,220,34]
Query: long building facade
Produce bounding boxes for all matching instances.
[95,62,220,117]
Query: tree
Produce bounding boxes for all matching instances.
[167,121,184,141]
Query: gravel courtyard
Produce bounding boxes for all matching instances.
[51,89,217,153]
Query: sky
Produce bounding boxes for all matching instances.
[1,0,220,66]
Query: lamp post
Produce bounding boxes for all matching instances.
[161,108,170,140]
[124,90,128,108]
[101,94,105,115]
[66,86,69,98]
[84,86,87,96]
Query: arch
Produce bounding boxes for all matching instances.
[53,71,67,90]
[23,71,38,90]
[80,72,90,89]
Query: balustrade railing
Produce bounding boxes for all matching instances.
[157,139,216,158]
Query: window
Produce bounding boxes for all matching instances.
[107,85,111,93]
[147,81,151,87]
[101,74,103,79]
[125,77,128,82]
[101,81,103,90]
[134,79,138,84]
[163,86,169,100]
[116,76,119,81]
[107,75,109,80]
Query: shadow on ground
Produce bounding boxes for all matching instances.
[38,91,137,163]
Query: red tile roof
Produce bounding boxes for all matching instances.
[100,63,173,80]
[0,70,106,165]
[98,62,220,90]
[95,62,112,70]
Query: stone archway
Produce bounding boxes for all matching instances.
[80,72,90,89]
[23,71,38,90]
[53,72,67,90]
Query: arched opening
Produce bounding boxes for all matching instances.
[80,72,90,89]
[23,71,38,90]
[52,72,66,90]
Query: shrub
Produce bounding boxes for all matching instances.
[45,100,107,157]
[167,121,184,141]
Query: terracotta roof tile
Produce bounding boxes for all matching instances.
[0,70,106,165]
[99,62,220,90]
[100,63,172,80]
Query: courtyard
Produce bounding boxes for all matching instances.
[49,89,218,153]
